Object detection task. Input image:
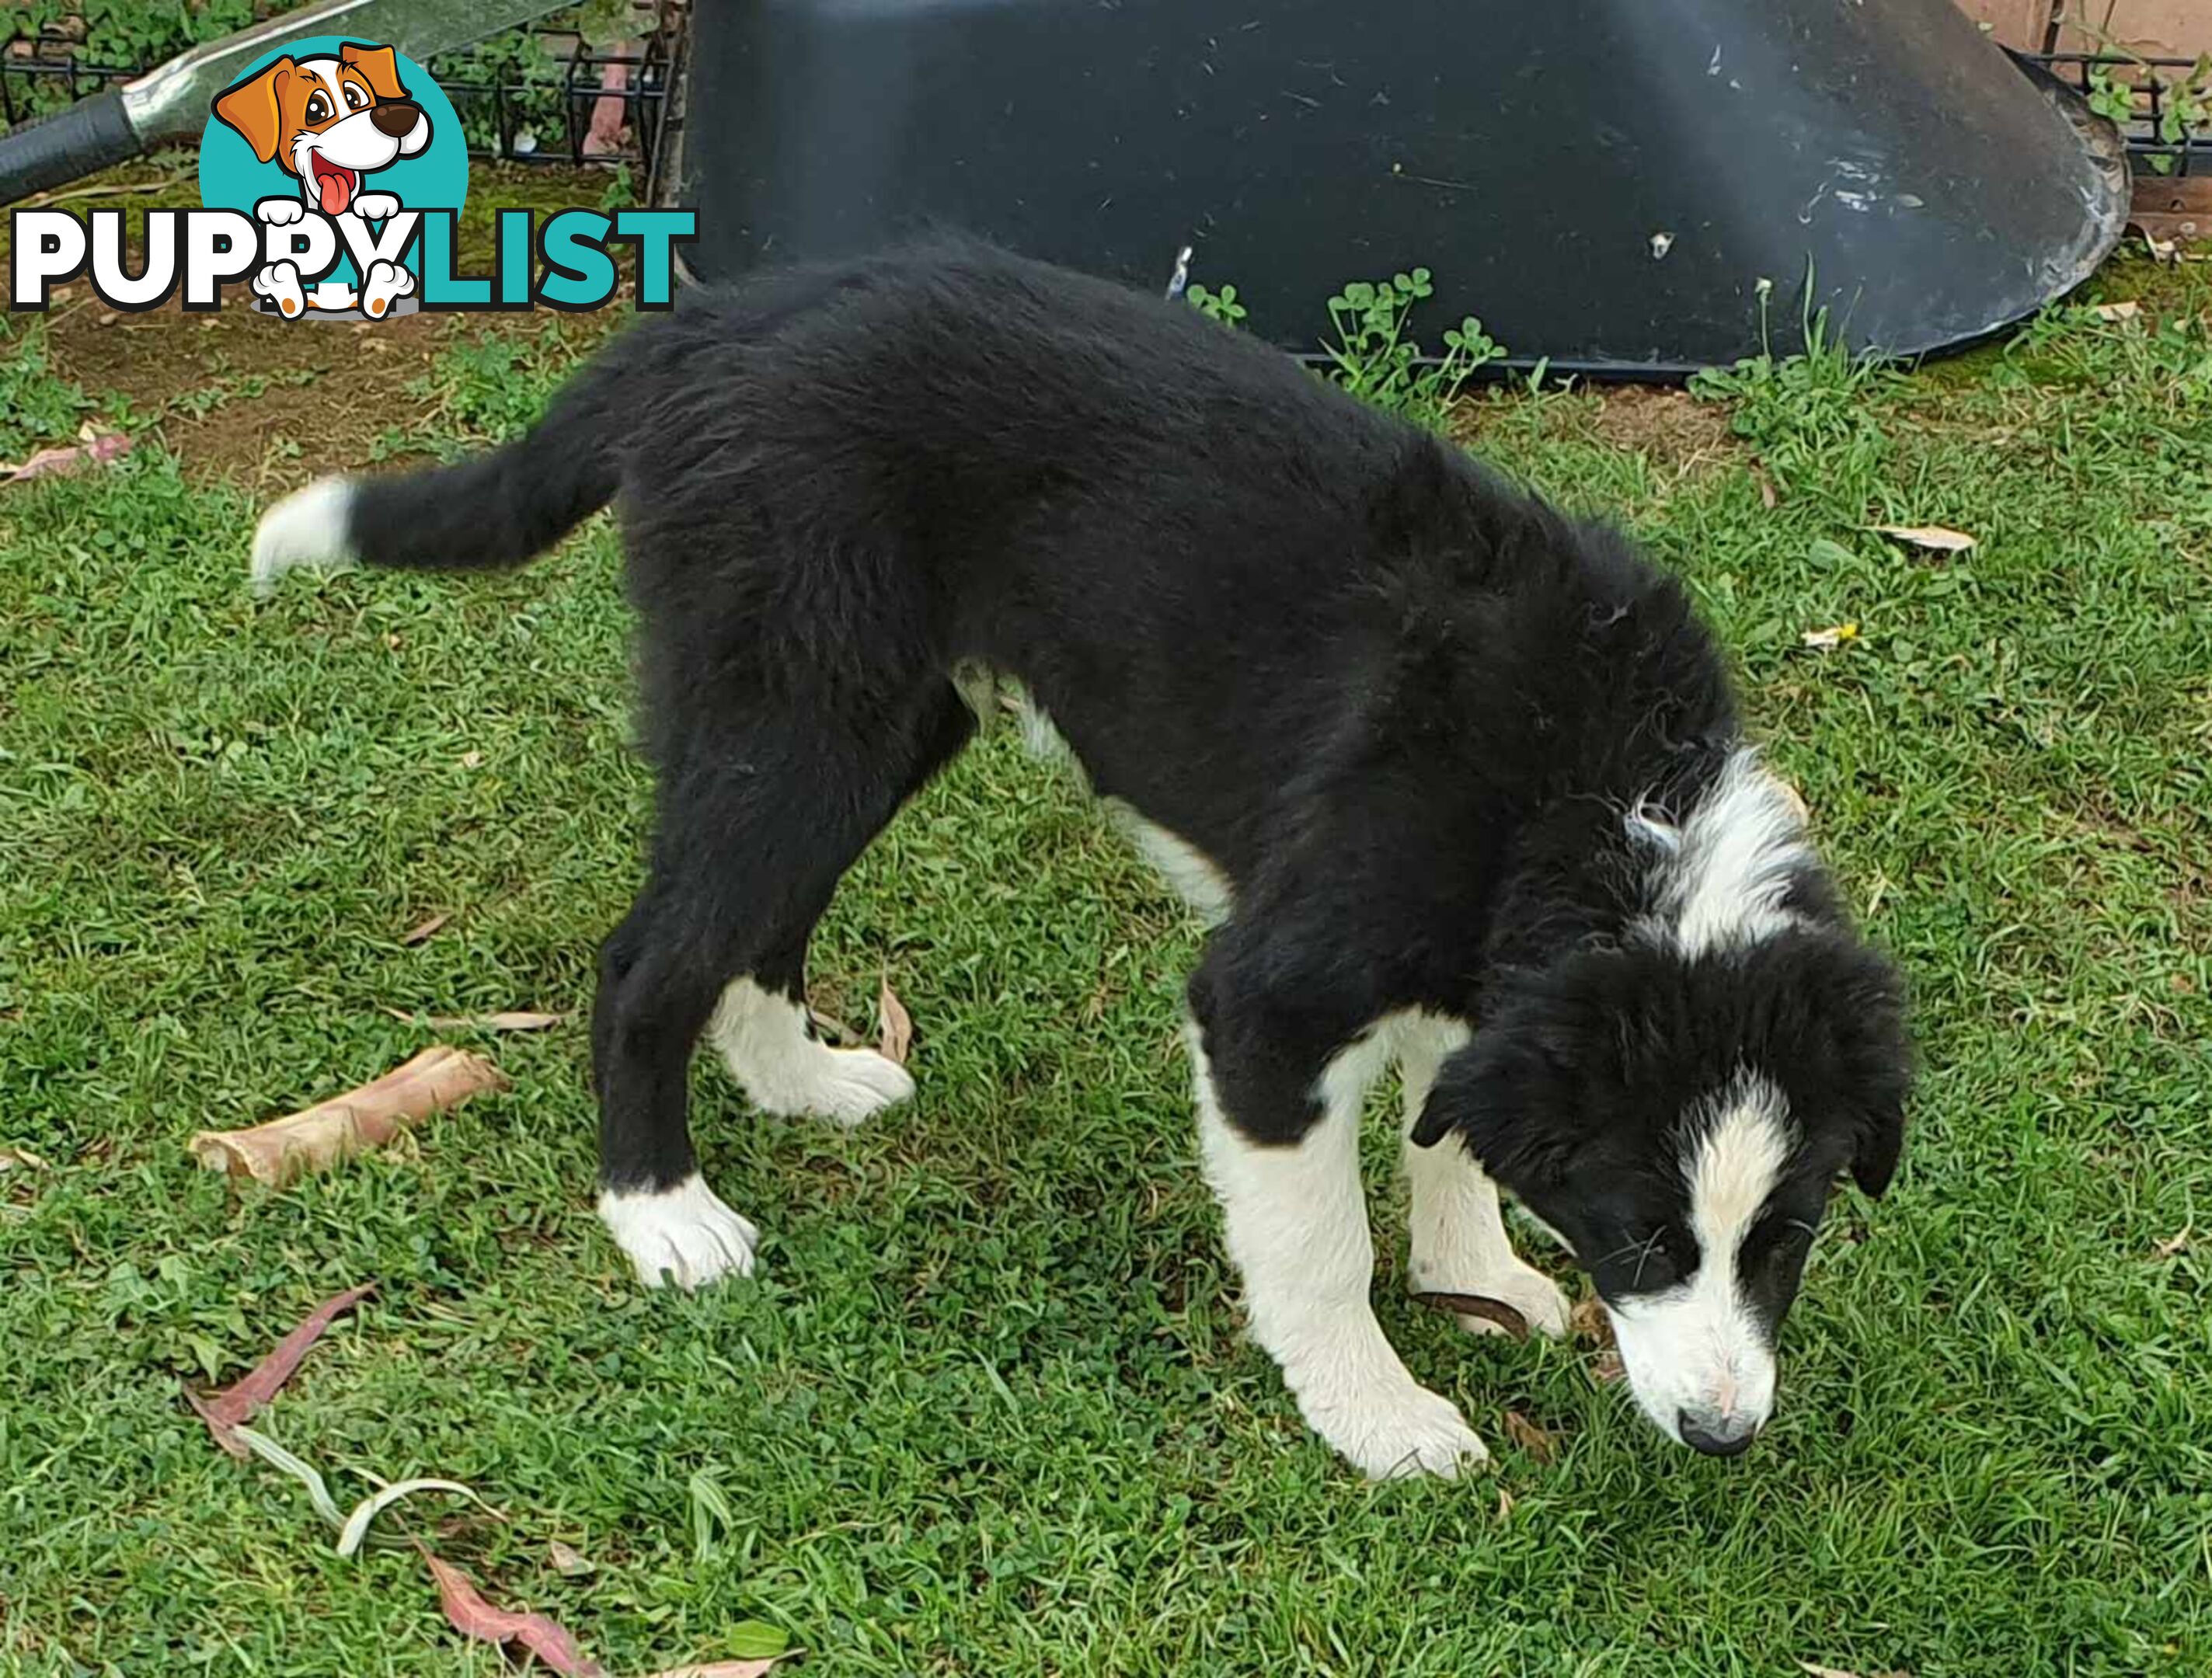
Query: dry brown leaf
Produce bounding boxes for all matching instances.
[2152,1226,2193,1259]
[420,1546,604,1676]
[0,1146,50,1171]
[381,1008,569,1033]
[1753,465,1778,510]
[1590,1350,1627,1386]
[2092,300,2141,322]
[1872,524,1976,554]
[1493,1485,1514,1522]
[184,1284,374,1459]
[643,1665,782,1678]
[190,1047,507,1188]
[1502,1409,1556,1463]
[1797,1663,1913,1678]
[1799,622,1860,651]
[548,1540,596,1577]
[1567,1293,1611,1342]
[401,912,451,946]
[876,977,913,1067]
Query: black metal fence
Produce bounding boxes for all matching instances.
[2026,52,2210,179]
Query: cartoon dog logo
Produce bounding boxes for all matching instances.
[212,42,430,319]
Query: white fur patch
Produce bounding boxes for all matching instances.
[599,1173,758,1289]
[708,977,914,1126]
[1607,1074,1791,1443]
[1396,1015,1571,1339]
[1112,805,1235,925]
[1192,1018,1488,1478]
[250,476,357,596]
[1637,748,1815,957]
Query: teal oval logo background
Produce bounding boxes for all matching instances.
[197,36,468,293]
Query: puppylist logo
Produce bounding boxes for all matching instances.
[10,35,692,319]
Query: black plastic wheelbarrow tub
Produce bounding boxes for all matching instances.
[672,0,2128,376]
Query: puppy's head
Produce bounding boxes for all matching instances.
[213,43,430,214]
[1413,930,1910,1455]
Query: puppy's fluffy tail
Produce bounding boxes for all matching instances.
[249,353,622,596]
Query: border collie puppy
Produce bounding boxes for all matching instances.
[251,241,1911,1476]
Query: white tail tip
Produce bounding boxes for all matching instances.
[250,476,357,597]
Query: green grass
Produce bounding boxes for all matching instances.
[4,263,2210,1677]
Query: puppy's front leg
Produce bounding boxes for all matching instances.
[1188,1021,1487,1479]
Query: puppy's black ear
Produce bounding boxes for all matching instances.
[1851,1104,1903,1199]
[1825,943,1914,1199]
[1409,996,1587,1190]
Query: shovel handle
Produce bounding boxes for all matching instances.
[0,90,142,206]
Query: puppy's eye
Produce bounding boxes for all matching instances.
[343,83,367,110]
[305,92,330,122]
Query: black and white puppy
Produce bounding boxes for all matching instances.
[250,241,1911,1476]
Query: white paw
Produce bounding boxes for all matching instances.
[783,1046,915,1127]
[1435,1262,1573,1341]
[709,980,916,1127]
[361,258,415,319]
[598,1175,758,1290]
[353,191,400,220]
[1306,1380,1490,1480]
[255,196,305,225]
[251,259,305,318]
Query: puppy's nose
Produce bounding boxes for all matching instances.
[1677,1408,1757,1457]
[370,99,421,138]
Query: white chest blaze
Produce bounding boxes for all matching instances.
[1632,748,1816,957]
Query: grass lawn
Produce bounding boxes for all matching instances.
[2,216,2209,1676]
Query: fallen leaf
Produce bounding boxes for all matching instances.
[1413,1290,1530,1341]
[876,977,913,1067]
[2092,300,2141,322]
[183,1284,374,1458]
[1503,1409,1557,1464]
[0,1146,50,1171]
[4,431,131,483]
[420,1546,604,1676]
[381,1007,568,1032]
[1590,1350,1627,1385]
[643,1663,782,1678]
[1752,465,1778,509]
[1799,622,1860,651]
[1872,524,1976,554]
[401,911,451,945]
[337,1478,500,1558]
[1567,1293,1611,1342]
[189,1047,507,1188]
[548,1539,597,1577]
[2152,1226,2192,1258]
[1797,1663,1912,1678]
[459,750,483,769]
[1493,1485,1514,1522]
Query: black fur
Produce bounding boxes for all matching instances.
[334,239,1910,1320]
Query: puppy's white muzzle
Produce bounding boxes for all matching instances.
[1608,1290,1777,1456]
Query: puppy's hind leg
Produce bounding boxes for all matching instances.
[705,688,971,1126]
[1398,1018,1570,1339]
[594,681,972,1290]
